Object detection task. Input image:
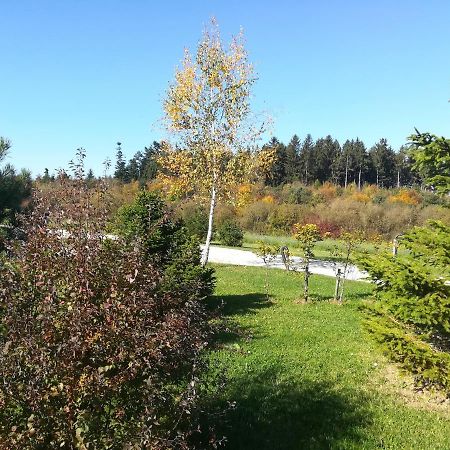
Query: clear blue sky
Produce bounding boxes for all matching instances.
[2,0,449,176]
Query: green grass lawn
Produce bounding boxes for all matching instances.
[204,264,450,450]
[239,232,394,261]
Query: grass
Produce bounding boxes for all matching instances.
[242,232,392,261]
[203,264,450,450]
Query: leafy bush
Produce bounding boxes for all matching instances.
[360,221,450,394]
[238,200,275,233]
[216,219,244,247]
[283,183,313,205]
[179,201,209,240]
[115,190,215,299]
[0,154,217,449]
[268,204,307,234]
[388,189,421,205]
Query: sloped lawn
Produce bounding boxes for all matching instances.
[205,264,450,450]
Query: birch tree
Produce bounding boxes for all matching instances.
[163,20,262,266]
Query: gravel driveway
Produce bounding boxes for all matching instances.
[202,245,368,281]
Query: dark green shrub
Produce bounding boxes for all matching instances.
[287,185,313,205]
[115,190,215,298]
[360,221,450,394]
[216,219,243,247]
[180,202,209,240]
[421,191,449,207]
[0,166,32,223]
[372,191,388,204]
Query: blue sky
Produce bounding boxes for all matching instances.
[1,0,449,175]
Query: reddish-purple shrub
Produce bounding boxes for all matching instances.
[298,215,341,238]
[0,151,216,449]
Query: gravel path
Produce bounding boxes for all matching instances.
[202,245,368,281]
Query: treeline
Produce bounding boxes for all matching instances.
[108,134,417,189]
[36,133,431,192]
[263,135,415,188]
[0,137,32,225]
[114,141,160,184]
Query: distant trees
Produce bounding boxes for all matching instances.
[114,142,129,182]
[264,137,286,186]
[258,134,413,189]
[113,141,161,185]
[285,135,301,183]
[110,133,420,191]
[298,134,314,184]
[334,139,368,188]
[0,137,32,224]
[314,135,341,183]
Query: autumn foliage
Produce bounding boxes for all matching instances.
[0,153,216,449]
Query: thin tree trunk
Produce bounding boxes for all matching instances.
[338,247,351,303]
[334,269,342,301]
[304,263,309,302]
[358,168,362,190]
[201,184,216,266]
[397,170,400,188]
[344,155,349,189]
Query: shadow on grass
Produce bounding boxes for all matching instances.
[199,367,374,450]
[208,293,273,317]
[207,293,274,347]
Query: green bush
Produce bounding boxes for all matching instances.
[238,200,275,233]
[116,191,215,298]
[268,204,307,234]
[216,219,244,247]
[282,183,313,205]
[360,221,450,394]
[179,201,209,240]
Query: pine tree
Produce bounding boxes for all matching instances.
[140,142,160,181]
[360,221,450,393]
[298,134,314,184]
[127,153,142,181]
[353,138,368,189]
[408,131,450,195]
[284,135,300,183]
[313,135,340,183]
[333,138,368,187]
[42,168,51,183]
[395,145,414,188]
[114,142,129,182]
[369,138,396,187]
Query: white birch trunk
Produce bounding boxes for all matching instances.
[201,184,216,266]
